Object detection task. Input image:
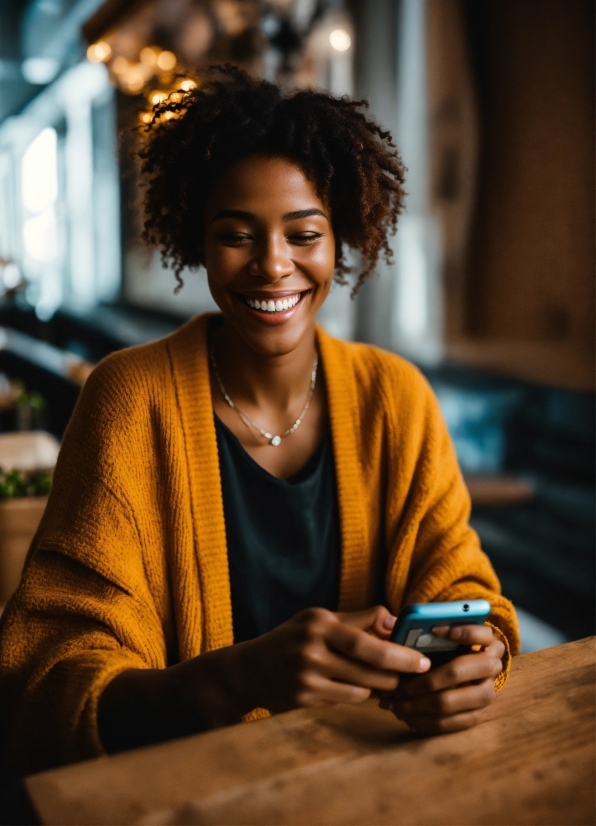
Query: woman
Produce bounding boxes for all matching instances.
[0,67,519,773]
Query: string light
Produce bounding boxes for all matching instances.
[95,38,192,101]
[179,79,196,91]
[139,46,158,66]
[111,56,129,75]
[123,66,145,94]
[156,50,177,70]
[150,90,168,106]
[87,41,111,63]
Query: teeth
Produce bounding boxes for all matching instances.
[245,294,301,312]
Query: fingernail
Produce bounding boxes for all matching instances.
[419,657,431,671]
[383,615,397,629]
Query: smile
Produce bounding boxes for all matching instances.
[243,293,302,313]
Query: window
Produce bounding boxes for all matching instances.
[0,61,120,320]
[21,127,63,319]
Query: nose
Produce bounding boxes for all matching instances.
[249,235,295,282]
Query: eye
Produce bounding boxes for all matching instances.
[218,232,253,246]
[289,232,323,245]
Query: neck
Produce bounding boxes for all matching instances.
[212,319,318,413]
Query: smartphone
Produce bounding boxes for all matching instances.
[390,599,491,666]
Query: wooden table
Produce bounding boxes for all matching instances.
[464,474,536,508]
[26,638,595,826]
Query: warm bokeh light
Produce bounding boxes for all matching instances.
[179,79,196,91]
[111,56,129,75]
[329,29,351,52]
[139,46,158,66]
[156,50,177,70]
[140,112,153,124]
[150,90,168,106]
[86,41,112,63]
[123,66,145,94]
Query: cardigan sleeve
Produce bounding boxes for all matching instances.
[382,366,520,685]
[0,360,167,775]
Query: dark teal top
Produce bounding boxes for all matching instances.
[215,416,340,643]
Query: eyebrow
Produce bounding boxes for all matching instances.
[283,208,327,221]
[210,208,328,223]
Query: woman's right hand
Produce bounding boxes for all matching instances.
[231,605,432,714]
[99,605,430,752]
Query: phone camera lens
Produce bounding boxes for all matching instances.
[463,604,470,612]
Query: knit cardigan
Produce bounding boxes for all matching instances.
[0,314,519,773]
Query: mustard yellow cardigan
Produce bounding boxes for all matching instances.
[0,314,519,773]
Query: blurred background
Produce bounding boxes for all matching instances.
[0,0,593,650]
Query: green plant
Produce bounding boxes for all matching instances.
[0,468,52,500]
[15,390,48,431]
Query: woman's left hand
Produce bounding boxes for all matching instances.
[379,624,505,734]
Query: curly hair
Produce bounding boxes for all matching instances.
[137,65,406,295]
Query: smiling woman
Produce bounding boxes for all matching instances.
[0,66,519,774]
[202,155,335,478]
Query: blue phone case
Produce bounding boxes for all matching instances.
[391,600,491,666]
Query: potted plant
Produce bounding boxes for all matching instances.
[0,429,59,608]
[0,467,52,606]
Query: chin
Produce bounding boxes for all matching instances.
[237,322,313,358]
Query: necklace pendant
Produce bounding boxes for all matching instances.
[210,345,318,449]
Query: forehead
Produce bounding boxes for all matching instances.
[206,156,325,216]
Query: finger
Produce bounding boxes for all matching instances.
[326,622,431,674]
[391,678,496,717]
[337,605,395,638]
[485,638,506,659]
[375,612,397,639]
[398,707,487,734]
[395,651,503,696]
[436,624,496,647]
[321,649,400,692]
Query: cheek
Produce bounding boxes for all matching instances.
[204,245,245,286]
[302,242,336,285]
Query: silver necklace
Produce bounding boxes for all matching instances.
[210,345,318,447]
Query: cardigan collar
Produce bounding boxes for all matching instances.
[167,314,371,654]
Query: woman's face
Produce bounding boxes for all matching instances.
[203,155,336,357]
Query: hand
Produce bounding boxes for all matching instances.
[99,606,431,752]
[238,605,431,714]
[99,606,432,753]
[379,624,505,734]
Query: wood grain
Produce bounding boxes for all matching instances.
[26,638,595,826]
[464,475,536,508]
[457,0,595,392]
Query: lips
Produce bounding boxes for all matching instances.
[240,291,306,314]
